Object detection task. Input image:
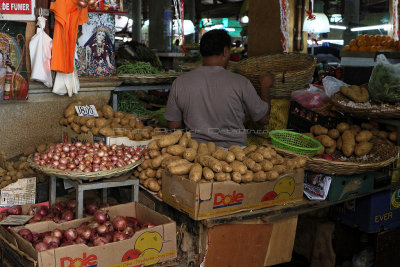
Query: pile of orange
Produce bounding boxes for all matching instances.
[343,35,400,52]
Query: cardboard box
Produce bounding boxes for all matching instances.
[0,178,37,207]
[162,169,304,220]
[327,173,375,202]
[61,126,153,152]
[12,202,177,267]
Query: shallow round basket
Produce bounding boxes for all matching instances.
[27,155,143,181]
[331,92,400,119]
[118,72,182,85]
[269,130,322,157]
[235,53,316,98]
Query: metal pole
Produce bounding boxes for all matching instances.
[131,0,142,42]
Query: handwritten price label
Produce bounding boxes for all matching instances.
[75,105,99,117]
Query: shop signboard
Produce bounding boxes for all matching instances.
[0,0,35,21]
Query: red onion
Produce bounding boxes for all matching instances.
[51,229,63,239]
[48,242,59,249]
[112,216,127,231]
[93,237,109,246]
[58,201,67,209]
[67,199,76,209]
[7,205,22,215]
[75,141,83,148]
[38,206,48,216]
[32,213,42,221]
[132,155,141,161]
[40,231,52,239]
[90,229,99,242]
[27,205,38,216]
[85,203,98,215]
[126,217,139,229]
[94,210,108,224]
[62,210,74,221]
[124,227,135,237]
[35,242,48,251]
[58,164,66,170]
[113,232,128,242]
[84,167,92,173]
[102,232,113,242]
[104,221,114,232]
[67,163,76,170]
[96,224,107,234]
[60,241,75,247]
[32,232,40,243]
[43,235,60,246]
[75,236,87,244]
[142,222,155,228]
[64,228,77,241]
[80,228,92,240]
[18,229,33,242]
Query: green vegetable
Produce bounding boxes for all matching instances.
[116,92,152,117]
[117,61,164,75]
[369,63,400,104]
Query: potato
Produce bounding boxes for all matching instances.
[251,163,262,172]
[167,159,190,169]
[148,150,160,159]
[337,137,343,150]
[231,172,242,183]
[145,168,156,178]
[212,150,235,163]
[168,163,193,175]
[133,170,140,177]
[197,143,209,155]
[261,160,273,171]
[241,170,254,183]
[275,154,284,165]
[198,155,222,173]
[350,125,361,135]
[113,118,121,124]
[188,139,199,150]
[228,146,246,161]
[355,142,373,156]
[128,119,136,128]
[272,164,286,174]
[99,127,114,137]
[139,171,148,180]
[337,122,350,133]
[156,169,164,179]
[161,148,168,154]
[81,125,90,133]
[134,133,143,141]
[85,118,96,128]
[189,163,202,182]
[256,147,272,160]
[215,172,227,182]
[148,140,160,150]
[340,85,369,103]
[266,171,279,181]
[161,156,181,169]
[183,148,197,162]
[254,171,267,182]
[178,132,191,148]
[147,178,161,192]
[91,127,100,135]
[389,132,397,142]
[310,125,328,136]
[355,130,373,142]
[284,158,296,171]
[152,154,171,168]
[59,118,68,126]
[230,161,247,175]
[71,123,81,134]
[293,157,307,168]
[96,118,108,128]
[325,146,336,155]
[141,159,153,169]
[64,103,77,117]
[167,145,186,156]
[202,167,214,180]
[248,152,264,163]
[114,111,125,118]
[243,145,257,155]
[102,105,114,119]
[37,144,47,153]
[328,129,340,139]
[220,161,233,173]
[342,130,355,157]
[243,158,256,170]
[66,115,75,124]
[158,130,183,148]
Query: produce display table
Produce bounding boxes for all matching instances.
[49,174,139,218]
[112,85,171,111]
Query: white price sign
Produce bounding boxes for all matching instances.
[75,105,99,117]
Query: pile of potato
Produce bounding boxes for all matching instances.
[306,122,397,157]
[340,85,369,103]
[134,130,307,197]
[59,101,164,141]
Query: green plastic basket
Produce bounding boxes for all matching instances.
[269,130,322,157]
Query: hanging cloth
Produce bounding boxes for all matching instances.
[29,16,53,87]
[50,0,88,73]
[52,71,80,97]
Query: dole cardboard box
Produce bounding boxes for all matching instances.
[62,126,154,152]
[11,202,177,267]
[162,169,304,220]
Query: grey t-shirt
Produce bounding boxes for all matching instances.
[165,66,268,148]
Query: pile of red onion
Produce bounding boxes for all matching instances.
[18,210,155,251]
[32,141,144,172]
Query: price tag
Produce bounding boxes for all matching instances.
[0,215,33,226]
[75,105,99,117]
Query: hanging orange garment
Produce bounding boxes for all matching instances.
[50,0,88,73]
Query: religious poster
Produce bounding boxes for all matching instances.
[0,21,29,100]
[75,13,116,77]
[88,0,123,13]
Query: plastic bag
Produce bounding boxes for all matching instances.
[322,76,349,97]
[291,85,330,109]
[369,54,400,103]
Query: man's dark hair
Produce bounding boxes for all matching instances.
[200,29,231,57]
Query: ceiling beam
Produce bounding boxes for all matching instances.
[200,2,243,18]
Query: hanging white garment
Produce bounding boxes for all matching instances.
[29,16,53,87]
[52,71,80,97]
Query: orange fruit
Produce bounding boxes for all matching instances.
[385,35,392,42]
[376,35,382,42]
[369,35,376,42]
[370,46,378,52]
[356,35,365,41]
[349,39,357,46]
[343,45,351,51]
[350,45,359,51]
[359,46,370,52]
[387,40,395,48]
[357,39,367,47]
[377,46,384,51]
[381,40,387,47]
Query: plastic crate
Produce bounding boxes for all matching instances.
[326,172,375,202]
[286,101,346,133]
[331,189,400,233]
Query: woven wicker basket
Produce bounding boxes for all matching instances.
[235,53,316,99]
[27,156,143,181]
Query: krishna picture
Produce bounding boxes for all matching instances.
[76,14,115,77]
[0,22,29,100]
